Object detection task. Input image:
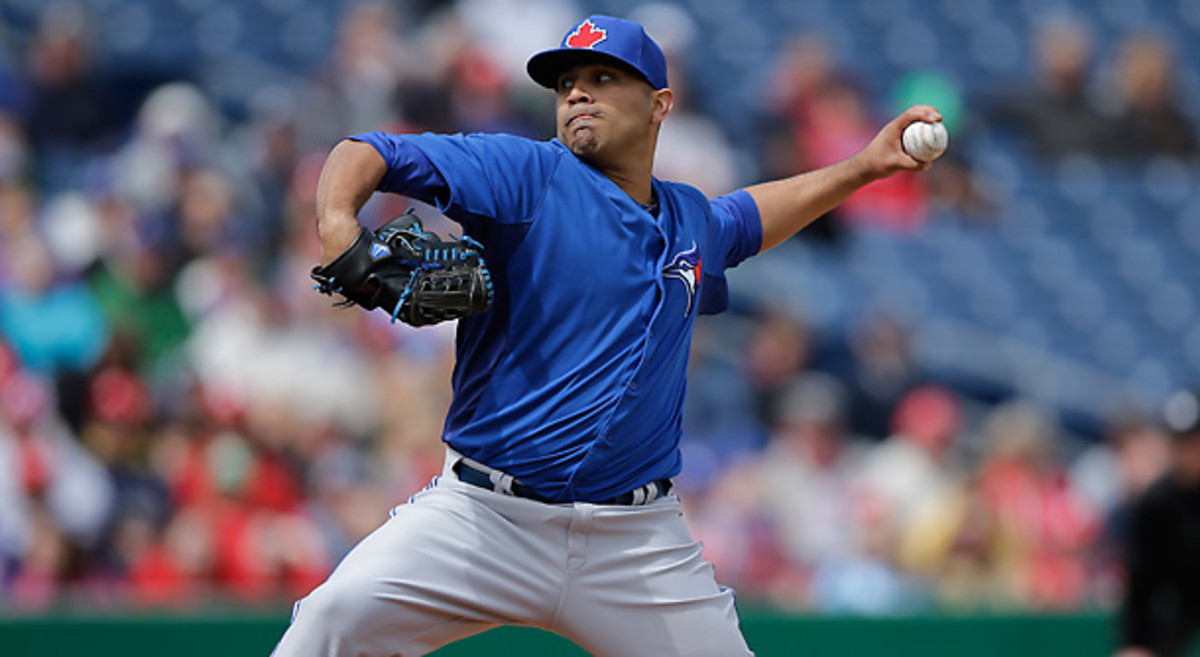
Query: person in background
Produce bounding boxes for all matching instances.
[975,401,1096,608]
[1117,389,1200,657]
[987,14,1109,160]
[1103,31,1198,160]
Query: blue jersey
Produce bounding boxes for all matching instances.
[352,132,761,502]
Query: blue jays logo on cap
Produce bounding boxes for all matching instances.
[526,15,669,90]
[663,242,701,316]
[564,19,607,49]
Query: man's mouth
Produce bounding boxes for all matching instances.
[567,112,599,127]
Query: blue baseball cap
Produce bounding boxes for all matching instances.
[527,15,669,90]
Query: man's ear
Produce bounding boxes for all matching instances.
[651,88,675,125]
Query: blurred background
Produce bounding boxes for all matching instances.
[0,0,1198,654]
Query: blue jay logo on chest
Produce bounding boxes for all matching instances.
[663,242,702,316]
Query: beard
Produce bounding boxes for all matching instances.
[567,126,601,159]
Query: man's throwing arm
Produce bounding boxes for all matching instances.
[748,105,941,252]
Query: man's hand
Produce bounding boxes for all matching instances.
[849,105,943,182]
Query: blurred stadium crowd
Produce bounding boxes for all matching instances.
[0,0,1198,615]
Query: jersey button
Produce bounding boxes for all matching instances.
[629,381,638,391]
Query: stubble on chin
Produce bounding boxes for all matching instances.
[566,127,600,159]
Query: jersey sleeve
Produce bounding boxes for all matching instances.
[348,132,451,207]
[695,189,762,315]
[350,131,558,225]
[708,189,763,268]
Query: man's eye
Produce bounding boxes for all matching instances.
[559,79,574,92]
[597,73,613,83]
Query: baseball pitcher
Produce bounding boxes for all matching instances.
[272,14,941,657]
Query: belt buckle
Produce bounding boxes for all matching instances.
[454,458,550,503]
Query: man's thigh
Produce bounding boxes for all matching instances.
[272,482,566,656]
[556,499,754,657]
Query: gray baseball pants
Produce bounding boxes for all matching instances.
[271,450,753,656]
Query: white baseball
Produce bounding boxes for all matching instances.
[902,120,948,162]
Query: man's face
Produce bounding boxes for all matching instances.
[555,62,667,165]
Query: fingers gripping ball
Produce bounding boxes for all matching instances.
[902,120,949,162]
[311,209,494,327]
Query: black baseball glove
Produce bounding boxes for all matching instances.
[311,209,493,326]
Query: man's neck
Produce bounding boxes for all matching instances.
[570,136,657,206]
[603,168,654,206]
[595,145,656,206]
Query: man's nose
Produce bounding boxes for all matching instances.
[566,84,592,104]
